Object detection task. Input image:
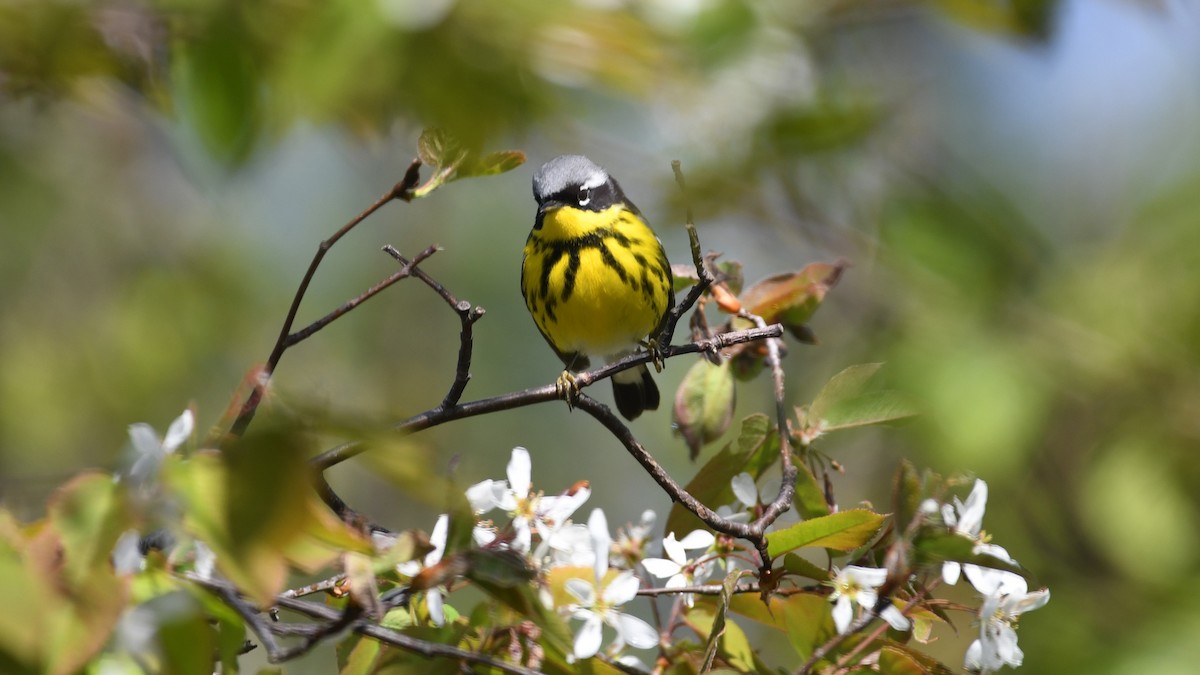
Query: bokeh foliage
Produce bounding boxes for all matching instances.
[3,0,1200,673]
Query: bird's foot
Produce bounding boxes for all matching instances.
[556,370,580,411]
[644,338,666,373]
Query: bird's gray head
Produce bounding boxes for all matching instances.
[532,154,637,216]
[532,155,610,205]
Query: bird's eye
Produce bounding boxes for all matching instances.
[577,188,591,207]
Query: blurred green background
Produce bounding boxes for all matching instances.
[2,0,1199,672]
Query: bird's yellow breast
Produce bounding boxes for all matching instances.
[522,205,671,360]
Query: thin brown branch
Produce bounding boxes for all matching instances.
[575,394,756,540]
[637,581,762,597]
[739,310,797,574]
[189,573,539,675]
[206,575,360,663]
[280,574,347,599]
[229,159,424,438]
[285,245,440,348]
[658,161,715,346]
[310,324,782,473]
[273,592,540,675]
[382,244,486,408]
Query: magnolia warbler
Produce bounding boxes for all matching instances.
[521,155,674,420]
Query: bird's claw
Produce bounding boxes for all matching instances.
[556,370,580,411]
[646,339,666,373]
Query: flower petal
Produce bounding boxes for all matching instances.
[612,611,658,649]
[1012,588,1050,615]
[957,479,988,537]
[507,447,532,496]
[566,578,596,606]
[466,480,503,513]
[427,588,445,626]
[427,514,449,564]
[880,604,911,631]
[588,509,611,582]
[730,472,758,507]
[573,614,603,659]
[964,565,1024,597]
[641,557,683,579]
[845,565,887,589]
[661,532,686,565]
[602,571,640,606]
[832,595,853,634]
[127,423,162,459]
[678,529,715,551]
[162,410,194,453]
[964,638,983,670]
[942,561,962,585]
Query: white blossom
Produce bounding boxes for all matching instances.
[560,508,657,661]
[965,571,1050,673]
[125,408,194,493]
[397,514,449,626]
[941,479,991,585]
[640,530,715,607]
[466,447,589,553]
[827,565,911,635]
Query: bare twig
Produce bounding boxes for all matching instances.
[637,581,762,597]
[230,160,424,437]
[280,574,347,599]
[206,575,360,663]
[794,582,930,675]
[309,323,783,473]
[190,573,540,675]
[382,244,486,408]
[284,246,440,348]
[658,161,715,346]
[738,310,797,574]
[575,394,756,540]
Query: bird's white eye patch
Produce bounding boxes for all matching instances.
[578,187,591,206]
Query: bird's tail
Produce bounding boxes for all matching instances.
[612,364,660,421]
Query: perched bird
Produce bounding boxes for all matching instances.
[521,155,674,420]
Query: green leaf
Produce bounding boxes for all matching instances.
[463,548,536,588]
[806,364,917,435]
[782,553,831,581]
[164,425,331,605]
[779,592,835,660]
[912,532,1031,581]
[665,414,771,537]
[48,473,130,586]
[173,11,261,165]
[671,263,702,292]
[458,150,526,178]
[792,463,831,519]
[337,633,384,675]
[673,359,737,460]
[689,573,754,674]
[216,606,246,675]
[893,460,922,535]
[767,510,888,558]
[417,128,464,170]
[154,593,216,675]
[879,643,956,675]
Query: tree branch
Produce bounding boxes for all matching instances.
[739,310,797,574]
[190,573,540,675]
[284,245,440,348]
[382,244,486,408]
[229,159,424,437]
[309,323,783,474]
